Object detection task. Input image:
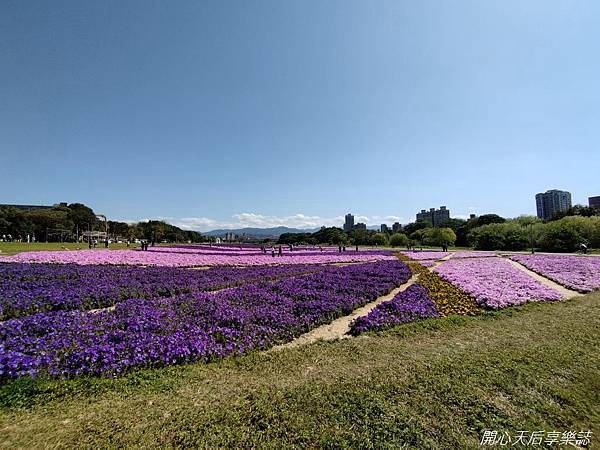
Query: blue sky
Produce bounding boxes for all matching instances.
[1,1,598,231]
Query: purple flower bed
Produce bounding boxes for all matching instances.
[433,257,562,309]
[0,260,411,379]
[0,263,323,321]
[349,284,438,335]
[510,255,600,293]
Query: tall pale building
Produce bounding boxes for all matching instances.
[416,206,450,227]
[535,189,572,220]
[343,214,355,231]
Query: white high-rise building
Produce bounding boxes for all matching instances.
[535,189,572,220]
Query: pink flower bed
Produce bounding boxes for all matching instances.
[433,257,562,308]
[400,251,449,261]
[450,251,497,259]
[0,249,395,267]
[510,254,600,293]
[146,246,354,256]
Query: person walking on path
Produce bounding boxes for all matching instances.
[278,245,283,256]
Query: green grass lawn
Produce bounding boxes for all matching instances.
[0,242,136,256]
[1,291,598,448]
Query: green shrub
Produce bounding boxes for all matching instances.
[536,220,582,252]
[389,233,409,247]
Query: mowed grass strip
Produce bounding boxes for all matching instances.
[0,242,134,256]
[1,292,599,448]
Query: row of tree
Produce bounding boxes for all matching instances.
[0,203,205,243]
[277,205,600,252]
[468,216,600,252]
[277,226,455,248]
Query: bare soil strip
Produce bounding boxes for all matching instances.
[504,257,581,300]
[272,274,420,351]
[88,305,116,314]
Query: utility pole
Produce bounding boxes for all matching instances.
[529,223,535,254]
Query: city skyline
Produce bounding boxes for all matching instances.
[4,186,597,233]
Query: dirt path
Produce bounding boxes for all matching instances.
[88,305,116,314]
[505,257,582,300]
[271,274,420,351]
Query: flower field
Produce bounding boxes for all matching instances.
[0,246,395,267]
[349,284,438,335]
[0,260,410,379]
[433,257,562,308]
[510,254,600,293]
[0,263,324,321]
[2,243,596,381]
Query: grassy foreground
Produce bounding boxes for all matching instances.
[1,292,599,448]
[0,242,136,256]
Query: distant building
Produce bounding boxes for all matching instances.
[224,232,237,241]
[416,206,450,227]
[343,214,355,232]
[535,190,572,220]
[392,222,402,233]
[354,222,367,231]
[589,196,600,210]
[380,224,389,233]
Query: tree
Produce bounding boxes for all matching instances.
[311,227,348,244]
[512,215,541,227]
[439,218,466,233]
[425,227,456,247]
[67,203,96,229]
[551,204,598,220]
[402,220,431,236]
[537,221,582,252]
[500,222,529,250]
[468,224,506,250]
[108,221,130,238]
[470,214,506,227]
[412,227,457,247]
[370,232,388,246]
[389,233,409,247]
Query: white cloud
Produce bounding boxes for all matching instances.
[151,212,412,232]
